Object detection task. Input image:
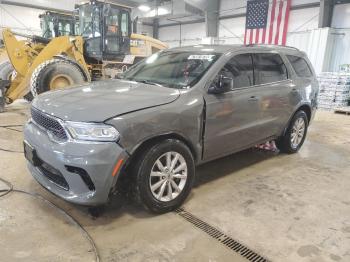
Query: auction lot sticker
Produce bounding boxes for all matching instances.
[188,55,215,60]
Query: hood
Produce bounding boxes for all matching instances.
[32,79,180,122]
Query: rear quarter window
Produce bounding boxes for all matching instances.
[253,53,288,85]
[286,55,313,78]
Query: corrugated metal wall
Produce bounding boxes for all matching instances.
[328,29,350,72]
[287,28,350,74]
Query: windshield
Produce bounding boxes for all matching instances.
[122,51,220,89]
[79,4,101,38]
[41,15,76,38]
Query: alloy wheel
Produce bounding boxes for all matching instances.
[290,117,305,149]
[149,151,187,202]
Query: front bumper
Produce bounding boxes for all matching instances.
[24,120,128,206]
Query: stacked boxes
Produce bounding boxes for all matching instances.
[317,72,350,110]
[340,64,350,73]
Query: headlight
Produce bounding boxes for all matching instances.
[65,122,119,142]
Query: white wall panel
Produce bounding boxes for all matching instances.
[159,5,321,47]
[287,28,350,73]
[159,22,205,47]
[288,28,334,74]
[1,0,79,11]
[220,0,246,15]
[286,30,311,52]
[332,4,350,28]
[0,4,42,35]
[141,25,153,37]
[218,16,245,41]
[0,0,81,36]
[328,29,350,71]
[288,7,319,32]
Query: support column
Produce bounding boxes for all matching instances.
[205,0,220,37]
[319,0,334,28]
[153,18,159,39]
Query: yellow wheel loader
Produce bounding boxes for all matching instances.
[0,10,78,69]
[0,9,78,96]
[0,0,167,111]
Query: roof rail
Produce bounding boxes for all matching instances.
[244,44,299,51]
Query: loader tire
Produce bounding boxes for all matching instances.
[30,59,86,97]
[0,60,14,81]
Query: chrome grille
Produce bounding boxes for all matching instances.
[31,107,68,141]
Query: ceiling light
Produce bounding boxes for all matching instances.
[157,7,169,15]
[138,5,151,12]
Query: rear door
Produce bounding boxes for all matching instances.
[251,52,292,138]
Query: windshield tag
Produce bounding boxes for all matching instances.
[188,55,215,61]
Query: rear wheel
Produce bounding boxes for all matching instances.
[133,139,195,213]
[276,110,308,154]
[30,59,86,96]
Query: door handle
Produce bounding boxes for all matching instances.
[248,96,259,102]
[291,88,298,93]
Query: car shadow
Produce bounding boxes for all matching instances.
[73,147,280,226]
[194,148,278,187]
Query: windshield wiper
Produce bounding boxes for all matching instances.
[134,79,164,87]
[123,77,170,87]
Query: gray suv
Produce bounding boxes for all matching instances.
[24,45,318,213]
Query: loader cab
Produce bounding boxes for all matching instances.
[78,1,131,62]
[40,11,78,39]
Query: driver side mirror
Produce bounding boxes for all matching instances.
[208,74,233,94]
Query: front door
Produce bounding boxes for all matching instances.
[203,53,263,161]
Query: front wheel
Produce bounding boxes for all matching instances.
[30,59,86,96]
[133,139,195,213]
[276,110,308,154]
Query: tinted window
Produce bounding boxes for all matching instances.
[219,54,254,89]
[253,53,288,85]
[287,55,312,77]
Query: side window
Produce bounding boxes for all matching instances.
[253,53,288,85]
[219,54,254,90]
[121,12,129,37]
[286,55,313,77]
[105,7,120,53]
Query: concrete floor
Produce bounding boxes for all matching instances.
[0,100,350,262]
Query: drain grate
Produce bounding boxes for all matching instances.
[175,208,270,262]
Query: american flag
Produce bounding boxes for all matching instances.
[244,0,292,46]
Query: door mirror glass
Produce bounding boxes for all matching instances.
[208,74,233,94]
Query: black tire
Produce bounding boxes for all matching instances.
[276,110,308,154]
[132,139,195,213]
[0,60,14,81]
[0,62,32,101]
[30,58,86,96]
[23,92,34,102]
